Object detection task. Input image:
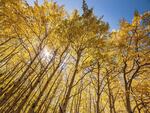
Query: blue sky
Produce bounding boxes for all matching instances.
[26,0,150,30]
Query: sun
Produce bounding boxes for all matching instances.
[41,47,52,61]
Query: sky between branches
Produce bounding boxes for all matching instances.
[26,0,150,30]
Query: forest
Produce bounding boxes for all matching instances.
[0,0,150,113]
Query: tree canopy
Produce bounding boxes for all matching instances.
[0,0,150,113]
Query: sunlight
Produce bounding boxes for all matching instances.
[41,47,52,61]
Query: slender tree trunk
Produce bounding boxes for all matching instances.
[107,76,113,113]
[59,51,81,113]
[123,62,133,113]
[125,90,132,113]
[96,62,100,113]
